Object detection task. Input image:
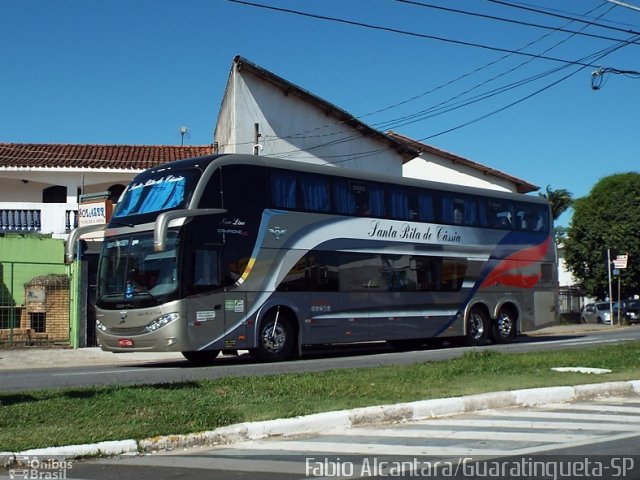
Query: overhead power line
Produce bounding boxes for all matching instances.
[226,0,605,68]
[487,0,640,35]
[394,0,640,45]
[223,0,638,163]
[373,3,619,131]
[260,1,613,145]
[417,33,640,141]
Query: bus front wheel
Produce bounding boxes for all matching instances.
[255,309,296,362]
[465,306,489,346]
[182,349,221,365]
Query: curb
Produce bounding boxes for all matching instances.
[3,379,640,465]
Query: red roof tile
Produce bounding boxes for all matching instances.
[0,143,214,170]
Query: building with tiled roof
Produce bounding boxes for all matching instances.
[0,143,213,236]
[0,143,213,170]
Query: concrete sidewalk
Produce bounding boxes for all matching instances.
[0,346,185,371]
[0,323,624,371]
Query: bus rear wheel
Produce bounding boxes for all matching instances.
[255,309,296,362]
[466,306,489,346]
[182,349,221,365]
[493,306,517,343]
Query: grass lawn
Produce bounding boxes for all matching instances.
[1,341,639,452]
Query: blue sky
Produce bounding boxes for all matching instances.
[2,1,639,226]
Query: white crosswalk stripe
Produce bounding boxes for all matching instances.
[73,397,640,479]
[196,397,640,471]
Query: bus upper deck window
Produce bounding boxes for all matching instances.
[271,172,297,209]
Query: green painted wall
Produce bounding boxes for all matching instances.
[0,236,71,339]
[0,235,65,263]
[0,236,67,305]
[1,235,85,347]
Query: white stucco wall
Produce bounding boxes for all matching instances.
[214,69,403,176]
[403,153,516,193]
[0,170,137,235]
[0,170,137,203]
[557,245,579,288]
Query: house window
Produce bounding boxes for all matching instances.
[30,312,46,333]
[42,186,66,203]
[42,186,81,203]
[108,184,126,204]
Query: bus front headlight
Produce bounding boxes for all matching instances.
[145,313,180,332]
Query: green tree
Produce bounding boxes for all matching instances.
[564,173,640,299]
[539,185,573,221]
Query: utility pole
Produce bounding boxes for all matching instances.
[253,123,261,155]
[607,248,614,324]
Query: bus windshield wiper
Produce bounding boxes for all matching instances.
[133,289,162,304]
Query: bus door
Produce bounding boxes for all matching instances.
[184,291,247,351]
[186,247,228,349]
[186,294,226,349]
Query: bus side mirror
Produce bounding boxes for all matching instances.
[154,208,227,252]
[64,224,107,264]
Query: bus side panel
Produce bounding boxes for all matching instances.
[296,291,461,345]
[366,292,422,341]
[222,291,249,349]
[365,291,459,341]
[297,292,372,344]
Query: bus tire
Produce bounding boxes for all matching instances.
[493,305,517,343]
[465,305,489,346]
[182,349,221,365]
[255,309,296,362]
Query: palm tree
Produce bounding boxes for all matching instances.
[539,185,573,221]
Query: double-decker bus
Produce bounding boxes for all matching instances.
[66,154,558,364]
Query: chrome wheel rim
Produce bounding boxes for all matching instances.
[261,322,287,354]
[497,312,514,338]
[469,313,485,340]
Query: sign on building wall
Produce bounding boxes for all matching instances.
[78,199,113,227]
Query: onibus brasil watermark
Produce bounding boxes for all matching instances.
[8,456,73,480]
[305,456,637,478]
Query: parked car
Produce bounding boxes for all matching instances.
[624,300,640,325]
[580,302,615,325]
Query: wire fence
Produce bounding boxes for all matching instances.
[0,261,70,347]
[558,286,587,323]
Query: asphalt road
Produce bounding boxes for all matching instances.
[1,327,639,393]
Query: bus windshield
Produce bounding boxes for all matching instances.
[113,169,200,218]
[97,232,180,306]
